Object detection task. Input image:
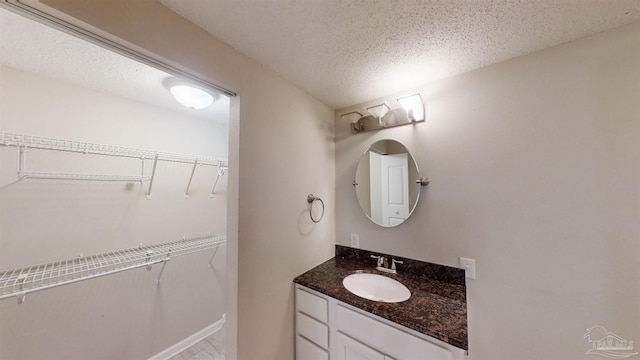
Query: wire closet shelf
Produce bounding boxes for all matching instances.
[0,132,229,198]
[0,234,226,304]
[0,132,225,165]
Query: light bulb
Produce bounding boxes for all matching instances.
[366,104,390,119]
[169,85,214,110]
[397,94,424,122]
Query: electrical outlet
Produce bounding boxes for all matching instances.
[459,257,476,280]
[350,233,360,248]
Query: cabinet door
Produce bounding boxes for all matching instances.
[335,332,386,360]
[336,305,454,360]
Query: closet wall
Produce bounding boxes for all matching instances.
[0,66,228,359]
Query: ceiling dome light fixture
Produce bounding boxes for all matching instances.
[165,78,215,110]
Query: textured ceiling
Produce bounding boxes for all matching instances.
[161,0,640,109]
[0,7,230,122]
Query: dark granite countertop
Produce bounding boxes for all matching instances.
[293,245,468,351]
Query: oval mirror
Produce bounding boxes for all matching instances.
[354,139,422,227]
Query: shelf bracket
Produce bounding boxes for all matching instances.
[17,145,27,178]
[209,163,227,198]
[208,247,219,268]
[184,160,199,199]
[16,274,27,304]
[145,251,154,271]
[146,154,159,200]
[140,157,145,184]
[156,252,171,285]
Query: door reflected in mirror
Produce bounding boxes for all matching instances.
[354,139,421,227]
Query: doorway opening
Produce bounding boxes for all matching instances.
[0,6,231,359]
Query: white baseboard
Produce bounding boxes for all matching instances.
[148,314,226,360]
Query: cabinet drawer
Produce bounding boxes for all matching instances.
[296,287,328,323]
[297,312,329,349]
[336,305,453,360]
[297,335,329,360]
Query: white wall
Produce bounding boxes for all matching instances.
[15,3,637,360]
[0,66,228,359]
[336,22,640,359]
[29,1,337,359]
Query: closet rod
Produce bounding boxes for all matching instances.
[0,234,226,303]
[7,257,169,304]
[0,132,226,166]
[16,172,151,182]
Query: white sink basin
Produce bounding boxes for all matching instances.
[342,273,411,303]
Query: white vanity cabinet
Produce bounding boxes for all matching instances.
[295,285,465,360]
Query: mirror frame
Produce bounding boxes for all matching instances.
[353,139,422,227]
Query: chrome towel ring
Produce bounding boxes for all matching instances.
[307,194,325,223]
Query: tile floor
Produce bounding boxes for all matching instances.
[168,327,225,360]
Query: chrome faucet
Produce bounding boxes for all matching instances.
[371,254,384,268]
[370,255,403,274]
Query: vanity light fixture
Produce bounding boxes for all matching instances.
[397,94,425,122]
[366,103,390,119]
[340,112,363,123]
[343,93,425,134]
[165,77,215,110]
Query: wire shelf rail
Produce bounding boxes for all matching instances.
[0,132,228,198]
[0,234,226,303]
[0,132,225,165]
